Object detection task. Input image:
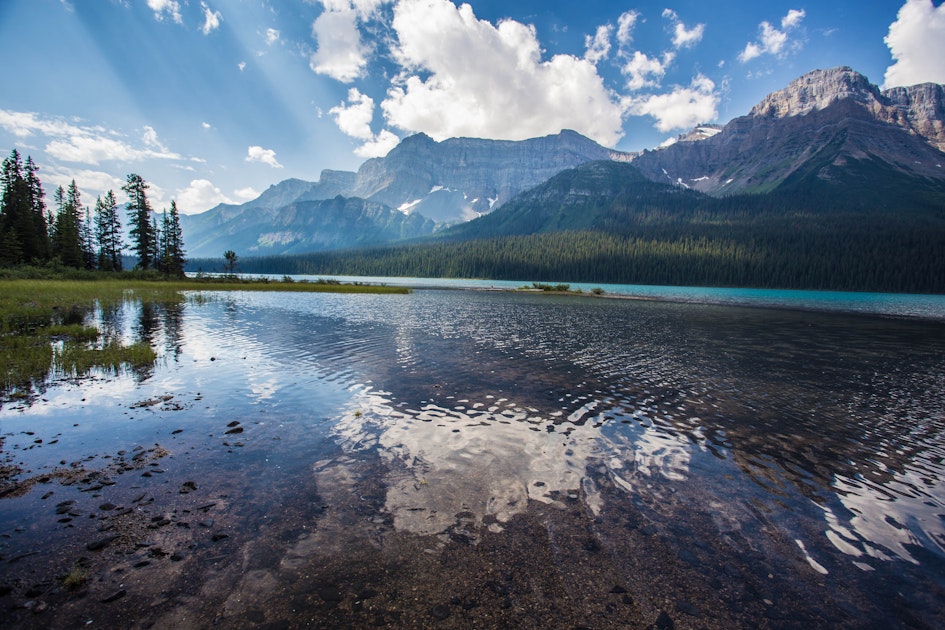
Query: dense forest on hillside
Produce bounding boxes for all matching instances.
[189,210,945,293]
[189,160,945,294]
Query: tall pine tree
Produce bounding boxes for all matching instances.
[123,173,155,270]
[53,180,84,268]
[81,205,96,269]
[94,190,123,271]
[24,156,49,260]
[160,200,186,276]
[0,149,49,264]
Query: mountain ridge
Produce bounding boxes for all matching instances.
[183,66,945,266]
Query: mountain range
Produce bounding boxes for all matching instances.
[183,130,628,258]
[183,66,945,292]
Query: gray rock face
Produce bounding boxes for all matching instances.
[183,196,434,259]
[882,82,945,151]
[630,67,945,195]
[184,130,631,257]
[749,67,882,119]
[350,129,632,223]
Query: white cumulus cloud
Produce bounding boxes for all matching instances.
[265,27,280,46]
[782,9,806,29]
[176,179,233,214]
[147,0,182,24]
[672,21,704,49]
[355,129,400,158]
[738,9,805,63]
[379,0,626,146]
[330,88,376,141]
[234,187,261,201]
[200,2,222,35]
[245,145,283,168]
[309,0,385,83]
[627,74,719,132]
[623,51,675,91]
[44,167,125,202]
[330,88,400,158]
[883,0,945,88]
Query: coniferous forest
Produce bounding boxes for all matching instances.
[190,161,945,294]
[0,150,185,275]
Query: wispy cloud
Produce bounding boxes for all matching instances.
[0,109,183,165]
[147,0,182,24]
[584,24,612,64]
[200,2,222,35]
[738,9,806,63]
[662,9,705,49]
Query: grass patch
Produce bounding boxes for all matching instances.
[0,274,407,400]
[56,340,157,376]
[62,566,88,592]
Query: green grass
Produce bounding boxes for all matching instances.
[0,275,408,399]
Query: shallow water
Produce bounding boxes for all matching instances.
[2,289,944,628]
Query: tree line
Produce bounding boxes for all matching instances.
[0,149,185,275]
[192,192,945,294]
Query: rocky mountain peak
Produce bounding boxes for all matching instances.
[882,82,945,151]
[750,66,881,119]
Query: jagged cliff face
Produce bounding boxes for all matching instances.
[631,67,945,195]
[182,131,629,255]
[350,130,632,223]
[182,196,434,258]
[882,82,945,151]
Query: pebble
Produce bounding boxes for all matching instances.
[86,535,119,551]
[101,589,126,603]
[430,604,451,620]
[655,611,675,629]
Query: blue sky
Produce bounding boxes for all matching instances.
[1,0,943,215]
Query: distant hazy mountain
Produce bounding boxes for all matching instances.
[630,67,945,195]
[183,195,434,260]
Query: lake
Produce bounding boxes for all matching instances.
[2,285,944,628]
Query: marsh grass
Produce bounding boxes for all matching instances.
[55,341,157,377]
[1,276,407,399]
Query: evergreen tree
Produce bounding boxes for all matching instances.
[24,156,49,260]
[160,200,186,276]
[94,190,123,271]
[52,181,84,268]
[149,216,162,272]
[1,149,48,264]
[81,205,96,269]
[123,173,155,270]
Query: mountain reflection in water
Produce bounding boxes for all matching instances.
[2,288,943,627]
